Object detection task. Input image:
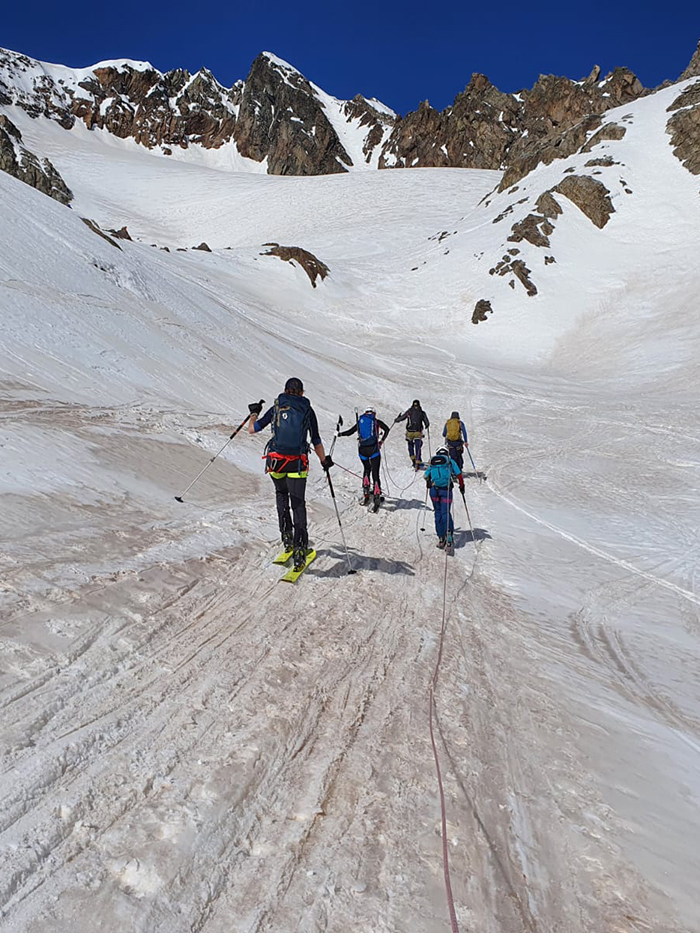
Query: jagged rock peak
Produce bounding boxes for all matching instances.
[679,38,700,81]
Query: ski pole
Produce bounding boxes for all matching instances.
[459,488,476,543]
[420,483,430,531]
[329,415,343,458]
[427,425,432,460]
[325,469,356,574]
[174,400,264,502]
[466,445,480,482]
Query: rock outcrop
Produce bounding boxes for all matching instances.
[234,54,351,175]
[0,113,72,203]
[679,40,700,81]
[553,176,615,228]
[666,81,700,175]
[262,244,330,287]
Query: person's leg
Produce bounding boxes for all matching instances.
[286,476,308,549]
[415,437,423,464]
[407,436,415,461]
[272,475,293,543]
[361,456,371,493]
[446,490,454,536]
[430,488,444,537]
[371,455,381,494]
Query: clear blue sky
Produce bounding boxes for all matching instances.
[3,0,699,113]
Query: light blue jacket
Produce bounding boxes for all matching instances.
[424,457,462,489]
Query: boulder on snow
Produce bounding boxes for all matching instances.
[81,218,122,249]
[193,241,212,252]
[109,225,133,240]
[507,213,554,248]
[471,299,493,324]
[580,122,626,153]
[553,175,615,228]
[262,244,330,287]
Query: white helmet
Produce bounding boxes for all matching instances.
[365,407,376,414]
[436,446,449,456]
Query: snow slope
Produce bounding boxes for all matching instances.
[1,75,700,933]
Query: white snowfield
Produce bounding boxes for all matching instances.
[1,72,700,933]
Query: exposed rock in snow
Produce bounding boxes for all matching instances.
[261,243,330,286]
[0,112,72,203]
[666,81,700,175]
[554,174,615,228]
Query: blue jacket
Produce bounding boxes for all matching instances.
[424,456,462,489]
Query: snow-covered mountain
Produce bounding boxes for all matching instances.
[1,39,700,933]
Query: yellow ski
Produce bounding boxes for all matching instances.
[281,549,317,583]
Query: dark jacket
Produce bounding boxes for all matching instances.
[396,405,429,432]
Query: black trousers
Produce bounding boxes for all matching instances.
[272,474,308,547]
[359,443,382,493]
[447,442,464,470]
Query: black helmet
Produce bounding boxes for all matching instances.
[451,411,459,419]
[412,399,421,407]
[285,377,304,395]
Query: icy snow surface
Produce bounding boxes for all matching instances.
[1,79,700,933]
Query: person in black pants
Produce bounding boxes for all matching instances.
[249,377,332,569]
[395,399,430,468]
[338,407,390,504]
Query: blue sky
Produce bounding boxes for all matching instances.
[3,1,699,113]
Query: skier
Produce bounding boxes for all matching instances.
[338,407,390,509]
[395,399,430,469]
[248,378,332,571]
[423,446,464,551]
[442,410,469,471]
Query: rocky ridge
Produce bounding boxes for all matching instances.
[1,39,698,203]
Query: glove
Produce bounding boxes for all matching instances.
[426,479,432,489]
[248,400,263,415]
[321,455,334,472]
[458,476,465,492]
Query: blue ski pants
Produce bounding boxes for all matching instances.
[430,486,454,538]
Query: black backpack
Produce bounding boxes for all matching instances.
[270,393,311,455]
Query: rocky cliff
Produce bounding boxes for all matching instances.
[1,38,699,204]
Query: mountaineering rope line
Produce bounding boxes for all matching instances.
[428,488,460,933]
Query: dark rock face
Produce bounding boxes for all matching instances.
[0,113,72,203]
[472,299,493,324]
[380,74,518,170]
[680,40,700,80]
[553,175,615,228]
[81,218,121,249]
[262,244,330,287]
[234,54,351,175]
[342,95,394,165]
[666,82,700,175]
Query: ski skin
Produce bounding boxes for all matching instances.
[281,549,317,583]
[273,549,294,565]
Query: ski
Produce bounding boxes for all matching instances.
[280,549,317,583]
[372,495,385,513]
[272,549,294,565]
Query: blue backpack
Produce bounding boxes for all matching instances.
[428,453,455,488]
[271,393,311,454]
[357,412,377,444]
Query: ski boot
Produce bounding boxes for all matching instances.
[292,545,307,572]
[361,482,371,505]
[372,483,383,513]
[437,537,446,550]
[445,531,454,554]
[282,530,294,551]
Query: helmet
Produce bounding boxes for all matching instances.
[365,407,376,414]
[285,377,304,394]
[436,446,449,456]
[412,399,421,407]
[451,411,459,419]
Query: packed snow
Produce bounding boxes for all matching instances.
[0,71,699,933]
